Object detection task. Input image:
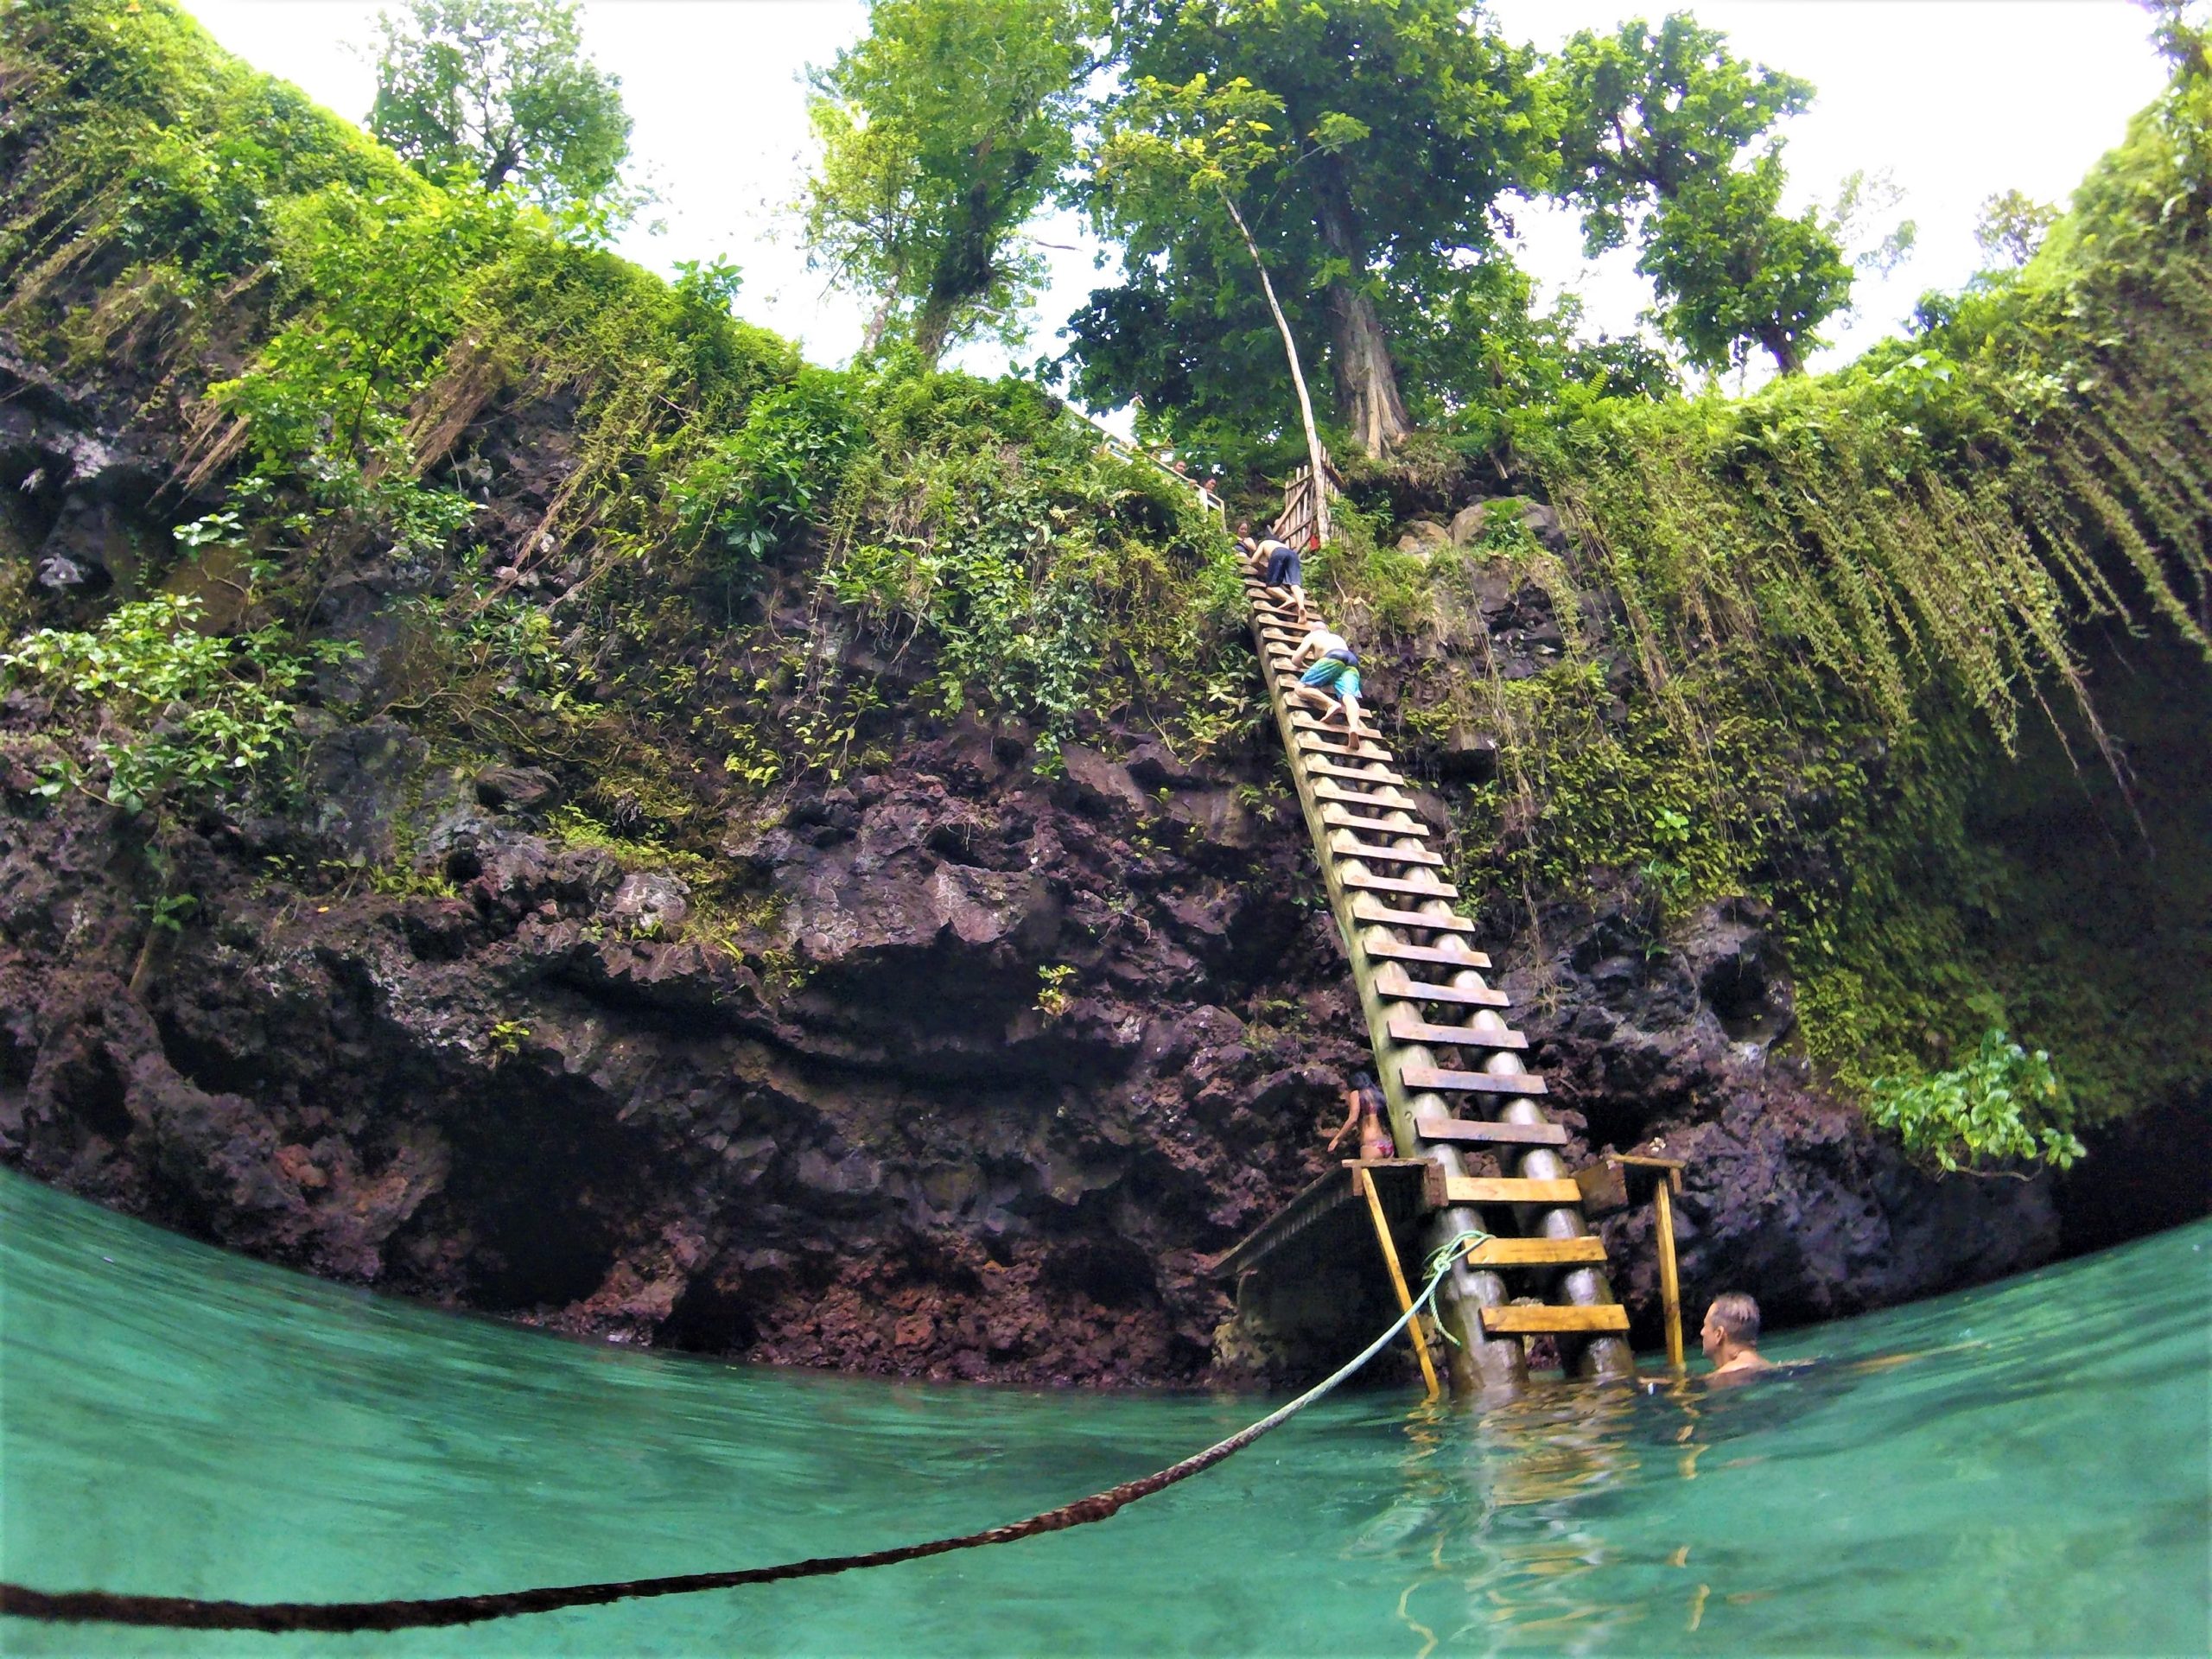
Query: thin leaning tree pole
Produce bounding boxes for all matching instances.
[1218,189,1330,546]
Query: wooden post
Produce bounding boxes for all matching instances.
[1357,1166,1441,1402]
[1655,1173,1685,1374]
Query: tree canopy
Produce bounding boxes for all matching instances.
[791,2,1869,448]
[1071,0,1546,458]
[801,0,1101,366]
[368,0,635,226]
[1548,13,1851,373]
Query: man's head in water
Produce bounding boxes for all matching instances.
[1700,1292,1772,1375]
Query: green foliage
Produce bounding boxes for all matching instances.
[802,0,1099,364]
[1,595,346,815]
[1866,1031,2084,1173]
[368,0,638,229]
[1075,0,1547,455]
[1328,53,2210,1123]
[1034,962,1077,1018]
[1549,14,1850,374]
[1974,189,2060,269]
[213,180,499,557]
[820,364,1242,759]
[671,367,866,572]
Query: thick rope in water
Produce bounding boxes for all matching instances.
[0,1239,1481,1634]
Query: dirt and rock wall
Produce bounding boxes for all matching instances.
[0,346,2079,1386]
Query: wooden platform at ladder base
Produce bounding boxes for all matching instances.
[1207,1159,1440,1280]
[1444,1175,1581,1205]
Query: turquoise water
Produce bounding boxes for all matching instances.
[2,1169,2205,1657]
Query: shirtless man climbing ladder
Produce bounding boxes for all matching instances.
[1285,620,1367,739]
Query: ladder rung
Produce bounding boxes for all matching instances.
[1413,1112,1559,1145]
[1350,893,1473,931]
[1340,870,1456,900]
[1296,731,1392,760]
[1387,1009,1526,1050]
[1446,1176,1582,1205]
[1479,1304,1630,1335]
[1361,937,1489,969]
[1295,727,1389,753]
[1459,1236,1605,1266]
[1376,964,1505,1005]
[1320,803,1430,835]
[1305,758,1408,785]
[1317,782,1412,811]
[1336,836,1445,868]
[1402,1060,1541,1094]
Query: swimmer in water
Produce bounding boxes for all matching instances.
[1701,1291,1775,1384]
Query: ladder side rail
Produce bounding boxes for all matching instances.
[1245,584,1636,1387]
[1243,596,1523,1389]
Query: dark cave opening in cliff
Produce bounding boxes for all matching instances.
[432,1080,632,1314]
[660,1274,760,1356]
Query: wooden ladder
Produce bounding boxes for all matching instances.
[1243,568,1635,1392]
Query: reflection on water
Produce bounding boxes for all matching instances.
[2,1167,2205,1656]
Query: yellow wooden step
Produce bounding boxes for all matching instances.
[1459,1236,1606,1267]
[1445,1176,1583,1205]
[1479,1304,1630,1336]
[1386,1008,1526,1050]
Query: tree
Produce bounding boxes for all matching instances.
[368,0,635,224]
[1551,13,1851,374]
[801,0,1101,367]
[1974,189,2060,268]
[1076,0,1546,458]
[1090,73,1331,517]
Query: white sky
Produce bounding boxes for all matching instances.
[188,0,2170,393]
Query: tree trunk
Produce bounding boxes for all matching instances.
[913,145,1041,370]
[1311,158,1413,458]
[1219,192,1330,543]
[913,292,956,368]
[1759,327,1805,375]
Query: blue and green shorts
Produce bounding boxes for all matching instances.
[1300,658,1361,702]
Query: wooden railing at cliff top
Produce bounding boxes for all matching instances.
[1222,465,1636,1396]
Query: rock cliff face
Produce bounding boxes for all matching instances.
[0,350,2069,1389]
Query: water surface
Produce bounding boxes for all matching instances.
[2,1170,2204,1656]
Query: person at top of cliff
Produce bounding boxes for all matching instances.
[1326,1071,1396,1161]
[1702,1292,1775,1383]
